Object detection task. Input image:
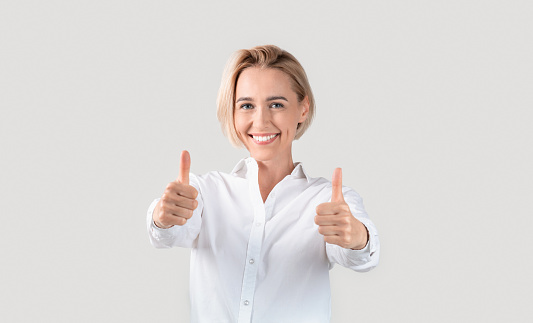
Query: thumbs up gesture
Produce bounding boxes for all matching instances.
[315,168,369,250]
[153,150,199,229]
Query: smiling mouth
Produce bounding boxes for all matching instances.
[249,133,280,144]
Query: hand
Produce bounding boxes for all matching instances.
[153,150,199,228]
[315,168,369,250]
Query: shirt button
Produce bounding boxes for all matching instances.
[244,300,249,306]
[249,259,255,264]
[256,222,262,227]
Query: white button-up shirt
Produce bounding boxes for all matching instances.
[147,158,380,323]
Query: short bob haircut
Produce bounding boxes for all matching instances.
[217,45,316,147]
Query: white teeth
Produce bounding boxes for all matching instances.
[252,134,278,142]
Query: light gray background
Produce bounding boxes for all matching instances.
[1,0,532,322]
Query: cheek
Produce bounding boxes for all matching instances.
[280,116,300,133]
[233,114,249,137]
[233,114,243,130]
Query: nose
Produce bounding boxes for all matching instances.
[254,105,271,127]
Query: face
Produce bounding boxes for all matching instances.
[234,67,309,163]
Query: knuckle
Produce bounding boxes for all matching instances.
[158,214,168,224]
[345,226,352,236]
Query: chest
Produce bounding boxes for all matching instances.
[197,176,331,262]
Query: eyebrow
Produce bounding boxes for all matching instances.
[235,97,252,103]
[235,96,289,103]
[267,96,288,102]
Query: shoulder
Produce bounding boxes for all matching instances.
[307,176,332,191]
[190,170,245,190]
[191,170,240,183]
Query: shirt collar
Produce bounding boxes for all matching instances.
[231,157,311,182]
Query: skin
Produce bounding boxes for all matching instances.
[233,67,308,201]
[153,150,197,229]
[153,67,368,250]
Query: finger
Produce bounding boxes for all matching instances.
[315,203,336,215]
[165,182,198,199]
[160,215,187,227]
[331,167,344,202]
[178,150,191,184]
[316,202,349,215]
[170,205,195,220]
[323,235,343,246]
[317,225,340,236]
[162,194,198,211]
[161,203,195,219]
[315,215,341,226]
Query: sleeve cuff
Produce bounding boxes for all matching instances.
[147,198,180,240]
[342,218,379,267]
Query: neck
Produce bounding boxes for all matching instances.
[253,153,295,202]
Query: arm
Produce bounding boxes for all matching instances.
[146,151,204,249]
[325,204,380,272]
[146,185,203,249]
[315,168,380,272]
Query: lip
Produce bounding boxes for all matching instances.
[249,133,280,145]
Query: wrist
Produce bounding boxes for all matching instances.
[350,222,369,250]
[153,220,173,229]
[153,202,173,229]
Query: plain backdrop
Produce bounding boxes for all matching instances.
[1,0,532,322]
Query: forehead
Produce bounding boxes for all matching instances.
[235,67,296,98]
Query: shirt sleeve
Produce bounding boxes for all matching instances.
[146,173,204,249]
[326,187,380,272]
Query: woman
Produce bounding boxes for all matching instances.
[147,45,380,323]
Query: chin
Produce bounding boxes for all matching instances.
[248,150,275,162]
[249,146,291,163]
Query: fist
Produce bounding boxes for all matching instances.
[314,168,368,250]
[153,150,199,228]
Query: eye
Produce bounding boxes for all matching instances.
[271,102,284,109]
[240,103,254,110]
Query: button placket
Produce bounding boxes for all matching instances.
[237,160,266,323]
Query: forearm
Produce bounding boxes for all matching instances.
[147,198,202,249]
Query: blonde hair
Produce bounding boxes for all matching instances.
[217,45,316,147]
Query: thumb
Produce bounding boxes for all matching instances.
[177,150,191,184]
[331,168,344,202]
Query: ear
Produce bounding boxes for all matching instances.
[299,96,310,123]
